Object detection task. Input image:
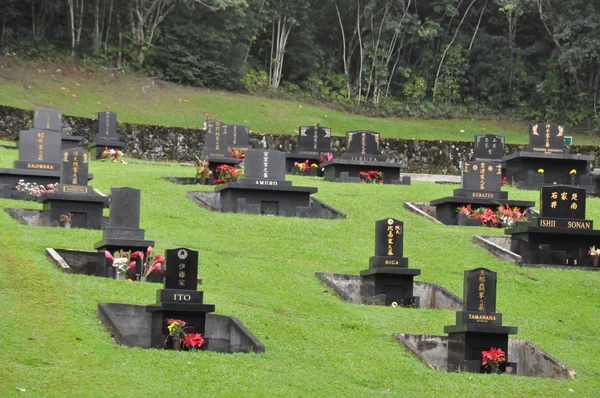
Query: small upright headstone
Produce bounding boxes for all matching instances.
[360,218,420,306]
[239,150,291,187]
[525,123,565,154]
[444,268,517,373]
[164,248,199,290]
[454,160,506,199]
[59,148,90,193]
[298,126,332,154]
[473,134,505,161]
[89,111,126,158]
[33,108,63,131]
[342,130,386,162]
[14,129,62,171]
[202,120,231,158]
[225,124,251,150]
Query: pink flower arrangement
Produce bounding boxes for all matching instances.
[457,204,527,228]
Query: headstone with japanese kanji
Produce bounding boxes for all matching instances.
[341,130,386,162]
[535,185,591,229]
[454,160,507,200]
[32,107,83,150]
[89,111,126,159]
[202,120,232,158]
[297,126,332,155]
[13,129,63,171]
[238,149,291,187]
[524,123,565,154]
[224,123,251,150]
[148,247,215,350]
[360,218,420,307]
[474,134,505,161]
[444,268,518,373]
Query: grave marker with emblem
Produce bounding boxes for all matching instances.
[474,134,505,161]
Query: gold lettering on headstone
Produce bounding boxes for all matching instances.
[478,271,486,311]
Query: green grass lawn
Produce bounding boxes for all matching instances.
[2,57,599,146]
[1,146,599,397]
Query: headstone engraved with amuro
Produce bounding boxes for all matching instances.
[238,150,292,187]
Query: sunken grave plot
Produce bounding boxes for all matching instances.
[98,247,264,353]
[395,268,574,378]
[187,149,346,219]
[504,123,595,192]
[286,125,333,176]
[316,218,461,310]
[88,111,126,159]
[321,130,410,185]
[46,187,165,282]
[428,158,535,226]
[6,148,108,229]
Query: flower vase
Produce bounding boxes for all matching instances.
[172,338,181,351]
[571,176,576,186]
[64,223,71,229]
[139,276,147,282]
[593,256,599,267]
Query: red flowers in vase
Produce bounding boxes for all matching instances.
[482,347,506,373]
[359,170,384,184]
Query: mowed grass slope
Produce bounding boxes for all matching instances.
[2,57,598,145]
[0,146,599,397]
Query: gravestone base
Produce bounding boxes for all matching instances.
[206,156,240,183]
[147,303,216,349]
[0,167,94,199]
[98,303,264,353]
[395,334,574,378]
[286,152,328,176]
[89,140,126,159]
[39,192,108,230]
[315,272,461,310]
[5,208,109,229]
[504,152,595,191]
[321,159,404,184]
[506,225,600,266]
[430,197,535,225]
[360,267,422,307]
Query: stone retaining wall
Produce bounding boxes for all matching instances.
[1,104,598,173]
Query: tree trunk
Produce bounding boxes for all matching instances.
[335,2,351,99]
[356,2,364,104]
[93,0,100,55]
[68,0,76,56]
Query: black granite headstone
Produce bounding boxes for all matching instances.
[14,129,62,171]
[60,148,89,191]
[462,161,502,192]
[346,130,380,155]
[526,123,565,153]
[463,268,497,313]
[298,126,332,153]
[539,185,586,220]
[109,187,141,228]
[97,111,119,140]
[239,149,289,186]
[474,134,505,161]
[202,120,230,157]
[164,248,199,290]
[374,218,404,257]
[225,124,251,149]
[33,108,63,131]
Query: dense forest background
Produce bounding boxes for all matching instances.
[1,0,599,130]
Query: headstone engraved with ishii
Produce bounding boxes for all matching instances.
[147,248,215,350]
[211,149,343,218]
[321,130,408,184]
[444,268,518,373]
[94,187,155,278]
[89,111,126,159]
[503,123,595,191]
[38,148,108,229]
[32,107,83,151]
[430,160,535,225]
[286,126,333,173]
[473,134,505,161]
[506,185,600,266]
[359,218,421,307]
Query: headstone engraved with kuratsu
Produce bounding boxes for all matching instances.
[359,218,421,307]
[444,268,518,373]
[454,160,506,200]
[38,148,107,229]
[473,134,505,161]
[94,187,155,277]
[147,247,215,350]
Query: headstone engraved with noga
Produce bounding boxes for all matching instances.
[360,218,420,307]
[444,268,518,373]
[149,247,215,350]
[525,123,565,154]
[474,134,505,161]
[298,126,332,155]
[454,160,506,200]
[342,130,386,162]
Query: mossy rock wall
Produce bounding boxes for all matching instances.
[1,104,599,174]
